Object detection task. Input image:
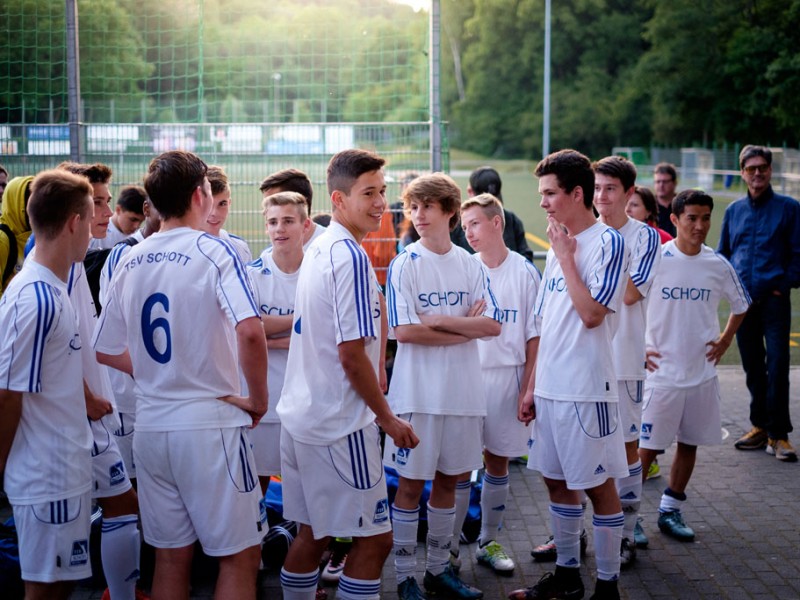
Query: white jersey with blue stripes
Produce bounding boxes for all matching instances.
[0,260,92,504]
[474,250,541,369]
[386,241,500,416]
[220,228,253,264]
[245,249,299,423]
[645,240,751,389]
[534,221,627,403]
[277,222,383,445]
[93,227,260,432]
[610,217,661,380]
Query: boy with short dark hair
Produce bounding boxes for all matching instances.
[638,190,750,543]
[276,149,417,600]
[385,173,501,600]
[0,169,95,600]
[510,149,629,600]
[89,185,146,250]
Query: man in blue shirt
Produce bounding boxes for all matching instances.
[718,145,800,462]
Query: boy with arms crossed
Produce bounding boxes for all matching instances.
[276,149,417,600]
[450,193,541,574]
[0,170,94,600]
[94,150,268,600]
[510,150,628,600]
[385,173,501,600]
[638,190,750,542]
[246,191,310,496]
[593,156,661,564]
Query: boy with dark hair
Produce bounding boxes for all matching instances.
[0,169,94,600]
[593,155,661,565]
[90,185,146,250]
[385,173,501,600]
[202,165,252,263]
[639,190,750,542]
[510,149,628,600]
[276,149,417,600]
[94,150,268,600]
[450,193,541,575]
[261,167,326,249]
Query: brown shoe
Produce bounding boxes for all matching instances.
[766,438,798,462]
[734,427,768,450]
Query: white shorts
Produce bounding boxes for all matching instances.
[280,423,391,540]
[527,396,628,490]
[383,413,484,480]
[640,377,722,449]
[91,418,133,499]
[250,421,281,477]
[618,380,644,443]
[112,411,136,479]
[133,427,263,556]
[13,491,92,583]
[482,366,532,457]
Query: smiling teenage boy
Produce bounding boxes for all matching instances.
[385,173,501,600]
[276,149,418,600]
[638,190,750,543]
[510,149,628,600]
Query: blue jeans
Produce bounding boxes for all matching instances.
[735,293,792,439]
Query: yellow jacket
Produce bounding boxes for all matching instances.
[0,175,34,295]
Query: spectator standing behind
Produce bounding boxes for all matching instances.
[0,175,34,296]
[625,185,673,243]
[0,164,8,205]
[450,167,535,261]
[718,145,800,462]
[653,163,678,237]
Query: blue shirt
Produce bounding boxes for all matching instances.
[717,186,800,300]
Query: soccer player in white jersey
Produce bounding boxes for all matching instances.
[88,186,146,250]
[276,149,417,600]
[0,169,94,600]
[638,190,750,543]
[246,191,310,496]
[93,150,268,600]
[448,193,540,575]
[57,162,143,600]
[99,196,162,485]
[593,155,661,567]
[385,173,501,600]
[509,150,628,600]
[260,167,327,250]
[202,165,253,263]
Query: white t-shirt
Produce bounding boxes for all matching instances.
[645,241,751,389]
[89,220,129,250]
[99,240,142,414]
[277,222,383,445]
[93,227,260,431]
[0,261,92,504]
[303,223,326,251]
[68,260,121,430]
[475,250,541,369]
[220,229,253,264]
[534,222,627,403]
[386,241,500,415]
[609,218,661,380]
[246,250,299,423]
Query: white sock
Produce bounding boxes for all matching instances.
[425,503,455,576]
[616,460,642,540]
[659,489,686,513]
[549,502,583,568]
[479,472,509,545]
[100,514,140,600]
[392,504,419,583]
[337,574,381,600]
[593,512,624,581]
[280,567,318,600]
[451,479,472,551]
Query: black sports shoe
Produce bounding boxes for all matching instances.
[531,530,588,562]
[508,571,585,600]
